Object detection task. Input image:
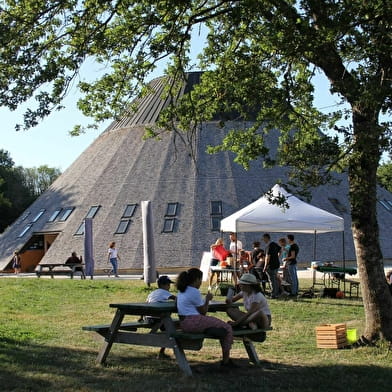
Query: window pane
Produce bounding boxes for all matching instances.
[32,209,45,222]
[75,222,85,235]
[21,212,30,222]
[379,200,391,211]
[123,204,137,218]
[58,207,74,221]
[210,201,222,215]
[211,216,221,231]
[48,209,61,222]
[86,206,100,219]
[163,218,175,233]
[116,219,130,234]
[166,203,178,216]
[18,224,32,238]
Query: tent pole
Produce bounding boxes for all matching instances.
[313,230,317,260]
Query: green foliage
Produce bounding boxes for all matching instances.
[19,165,61,196]
[377,161,392,192]
[0,149,35,232]
[1,1,390,190]
[0,149,61,232]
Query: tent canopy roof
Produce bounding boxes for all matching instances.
[220,184,344,234]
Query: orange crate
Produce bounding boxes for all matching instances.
[316,323,347,349]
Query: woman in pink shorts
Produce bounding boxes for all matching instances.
[176,268,235,367]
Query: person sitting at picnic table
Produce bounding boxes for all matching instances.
[225,273,271,332]
[176,268,235,368]
[145,275,176,359]
[65,252,84,271]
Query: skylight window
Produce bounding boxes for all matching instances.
[75,221,85,235]
[74,206,101,235]
[162,203,179,232]
[379,200,392,211]
[58,207,74,222]
[210,200,223,231]
[47,209,62,222]
[20,212,30,222]
[165,202,178,217]
[32,209,45,223]
[163,218,175,233]
[115,219,130,234]
[86,205,100,219]
[123,204,137,218]
[18,224,32,238]
[211,201,222,215]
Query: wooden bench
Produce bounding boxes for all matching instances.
[344,279,360,298]
[170,327,271,354]
[82,319,180,337]
[331,275,360,298]
[36,263,86,279]
[83,319,271,363]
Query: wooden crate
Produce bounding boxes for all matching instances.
[316,323,347,349]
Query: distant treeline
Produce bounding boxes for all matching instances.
[0,149,61,233]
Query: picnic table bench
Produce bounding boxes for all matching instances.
[82,301,271,376]
[310,266,360,298]
[35,263,86,279]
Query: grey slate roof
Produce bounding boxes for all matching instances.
[1,72,392,271]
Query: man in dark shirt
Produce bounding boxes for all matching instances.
[65,251,85,277]
[284,234,299,296]
[262,233,281,298]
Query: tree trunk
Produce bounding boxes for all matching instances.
[349,107,392,341]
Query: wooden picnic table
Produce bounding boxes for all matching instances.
[83,301,271,376]
[35,263,86,279]
[309,266,359,297]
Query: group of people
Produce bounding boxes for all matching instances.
[210,232,300,299]
[146,268,271,367]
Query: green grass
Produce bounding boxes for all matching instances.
[0,278,391,392]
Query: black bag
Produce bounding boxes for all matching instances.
[320,287,338,298]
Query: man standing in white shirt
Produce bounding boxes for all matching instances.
[229,232,243,259]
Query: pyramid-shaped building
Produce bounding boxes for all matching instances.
[1,72,392,273]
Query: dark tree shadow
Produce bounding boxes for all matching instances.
[0,337,390,392]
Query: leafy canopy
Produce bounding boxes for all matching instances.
[0,1,391,189]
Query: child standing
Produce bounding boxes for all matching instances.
[176,268,235,367]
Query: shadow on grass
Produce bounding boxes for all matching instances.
[0,337,390,392]
[295,297,364,307]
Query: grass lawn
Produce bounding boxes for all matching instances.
[0,277,390,392]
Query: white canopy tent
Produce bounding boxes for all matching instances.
[220,184,345,261]
[221,184,344,234]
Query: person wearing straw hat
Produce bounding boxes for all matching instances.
[225,273,271,330]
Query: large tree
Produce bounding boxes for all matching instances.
[0,1,391,341]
